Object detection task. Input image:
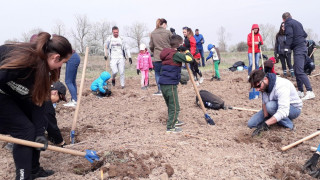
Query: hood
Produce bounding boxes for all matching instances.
[160,48,177,61]
[100,71,111,81]
[251,24,260,33]
[207,44,215,51]
[269,57,276,63]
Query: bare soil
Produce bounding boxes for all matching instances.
[1,66,320,179]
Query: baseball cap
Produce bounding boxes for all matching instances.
[139,44,146,51]
[51,81,67,101]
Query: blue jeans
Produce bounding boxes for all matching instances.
[153,61,162,92]
[247,101,301,129]
[199,49,205,66]
[65,53,80,101]
[248,53,260,75]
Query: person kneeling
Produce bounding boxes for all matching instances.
[90,71,112,97]
[248,70,302,137]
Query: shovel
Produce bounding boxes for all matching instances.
[0,134,99,163]
[185,63,215,125]
[258,36,264,71]
[249,30,260,100]
[227,106,259,112]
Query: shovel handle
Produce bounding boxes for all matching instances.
[0,134,85,157]
[258,36,264,71]
[281,131,320,151]
[230,107,259,112]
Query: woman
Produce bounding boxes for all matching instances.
[64,50,80,107]
[247,24,263,77]
[183,27,203,85]
[0,32,72,180]
[149,18,172,95]
[275,22,294,77]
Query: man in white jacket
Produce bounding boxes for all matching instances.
[104,26,132,89]
[248,70,303,137]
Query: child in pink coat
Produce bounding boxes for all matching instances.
[136,44,153,89]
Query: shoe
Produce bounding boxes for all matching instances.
[196,81,200,86]
[194,76,198,81]
[217,78,221,81]
[199,77,204,84]
[121,86,125,89]
[4,143,13,152]
[63,99,77,107]
[302,91,315,101]
[175,120,185,126]
[166,127,182,133]
[291,72,295,78]
[297,91,304,98]
[31,167,54,179]
[153,91,162,96]
[112,79,115,86]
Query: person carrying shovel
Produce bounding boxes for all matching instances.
[247,24,263,79]
[0,32,72,179]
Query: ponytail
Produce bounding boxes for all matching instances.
[155,18,167,29]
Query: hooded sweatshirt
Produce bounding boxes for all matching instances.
[136,51,153,71]
[90,71,111,93]
[247,24,263,53]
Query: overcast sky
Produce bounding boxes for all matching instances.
[1,0,319,50]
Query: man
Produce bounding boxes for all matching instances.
[104,26,132,89]
[194,29,205,66]
[282,12,315,100]
[248,70,302,137]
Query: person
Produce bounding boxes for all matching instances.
[259,57,277,74]
[90,71,112,97]
[63,50,80,107]
[247,24,263,77]
[282,12,315,100]
[206,44,221,81]
[136,44,153,90]
[149,18,172,95]
[248,70,302,137]
[306,40,316,61]
[303,144,320,178]
[194,29,205,67]
[104,26,132,89]
[159,35,193,133]
[275,22,294,77]
[0,32,72,179]
[183,27,203,85]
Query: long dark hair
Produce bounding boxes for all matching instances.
[186,28,194,39]
[0,32,72,105]
[276,22,285,39]
[156,18,167,29]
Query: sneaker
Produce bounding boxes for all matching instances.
[196,81,200,86]
[63,99,77,107]
[217,78,221,81]
[112,79,115,86]
[297,91,304,98]
[199,77,204,84]
[166,127,182,133]
[4,143,13,152]
[153,91,162,96]
[175,120,185,126]
[302,91,315,101]
[31,167,54,179]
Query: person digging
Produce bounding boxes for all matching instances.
[248,70,303,137]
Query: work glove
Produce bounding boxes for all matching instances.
[251,122,269,137]
[258,41,262,49]
[149,68,153,71]
[170,28,175,34]
[104,56,107,60]
[303,153,320,172]
[310,168,320,178]
[201,40,204,44]
[35,136,48,151]
[284,49,289,58]
[137,69,140,75]
[129,58,132,65]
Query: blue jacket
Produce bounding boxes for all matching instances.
[284,18,308,50]
[90,71,111,93]
[194,34,204,50]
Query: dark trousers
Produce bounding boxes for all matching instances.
[293,46,312,91]
[279,54,293,71]
[160,85,180,129]
[45,101,63,145]
[190,60,202,80]
[153,61,162,92]
[0,94,41,180]
[199,49,205,66]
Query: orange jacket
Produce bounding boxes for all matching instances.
[247,24,263,53]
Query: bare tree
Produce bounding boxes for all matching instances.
[259,23,277,50]
[21,28,43,42]
[52,20,66,36]
[87,20,112,55]
[217,26,229,52]
[72,14,91,54]
[124,22,149,51]
[305,28,319,42]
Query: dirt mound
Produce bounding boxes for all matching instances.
[271,162,313,180]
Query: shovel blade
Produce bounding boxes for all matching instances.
[205,114,215,125]
[85,149,100,163]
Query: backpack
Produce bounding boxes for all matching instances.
[180,68,189,85]
[229,61,245,72]
[196,90,225,110]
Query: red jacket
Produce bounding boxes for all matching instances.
[247,24,263,53]
[259,57,276,74]
[189,36,201,59]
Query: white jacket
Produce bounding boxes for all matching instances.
[262,76,302,121]
[104,35,131,60]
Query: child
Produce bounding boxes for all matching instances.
[206,44,221,81]
[159,35,193,133]
[259,57,277,74]
[136,44,153,90]
[90,71,112,97]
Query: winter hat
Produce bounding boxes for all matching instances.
[140,44,146,51]
[207,44,215,51]
[51,81,67,101]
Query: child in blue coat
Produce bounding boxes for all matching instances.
[90,71,112,97]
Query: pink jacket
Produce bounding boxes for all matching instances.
[136,52,153,71]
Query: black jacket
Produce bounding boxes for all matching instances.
[284,18,308,50]
[275,35,292,55]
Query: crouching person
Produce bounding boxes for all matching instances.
[248,70,302,137]
[91,71,112,97]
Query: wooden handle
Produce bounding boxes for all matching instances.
[0,134,85,156]
[310,73,320,78]
[281,131,320,151]
[309,49,316,58]
[252,30,255,70]
[71,47,89,131]
[258,36,264,71]
[231,107,259,112]
[185,64,206,114]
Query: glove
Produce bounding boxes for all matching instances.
[129,58,132,65]
[104,56,107,60]
[310,168,320,178]
[303,153,320,172]
[258,41,262,49]
[170,28,175,34]
[35,136,48,151]
[251,122,269,137]
[284,49,289,58]
[201,40,204,44]
[149,68,153,71]
[137,69,140,75]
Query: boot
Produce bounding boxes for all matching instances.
[290,71,295,78]
[283,70,287,77]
